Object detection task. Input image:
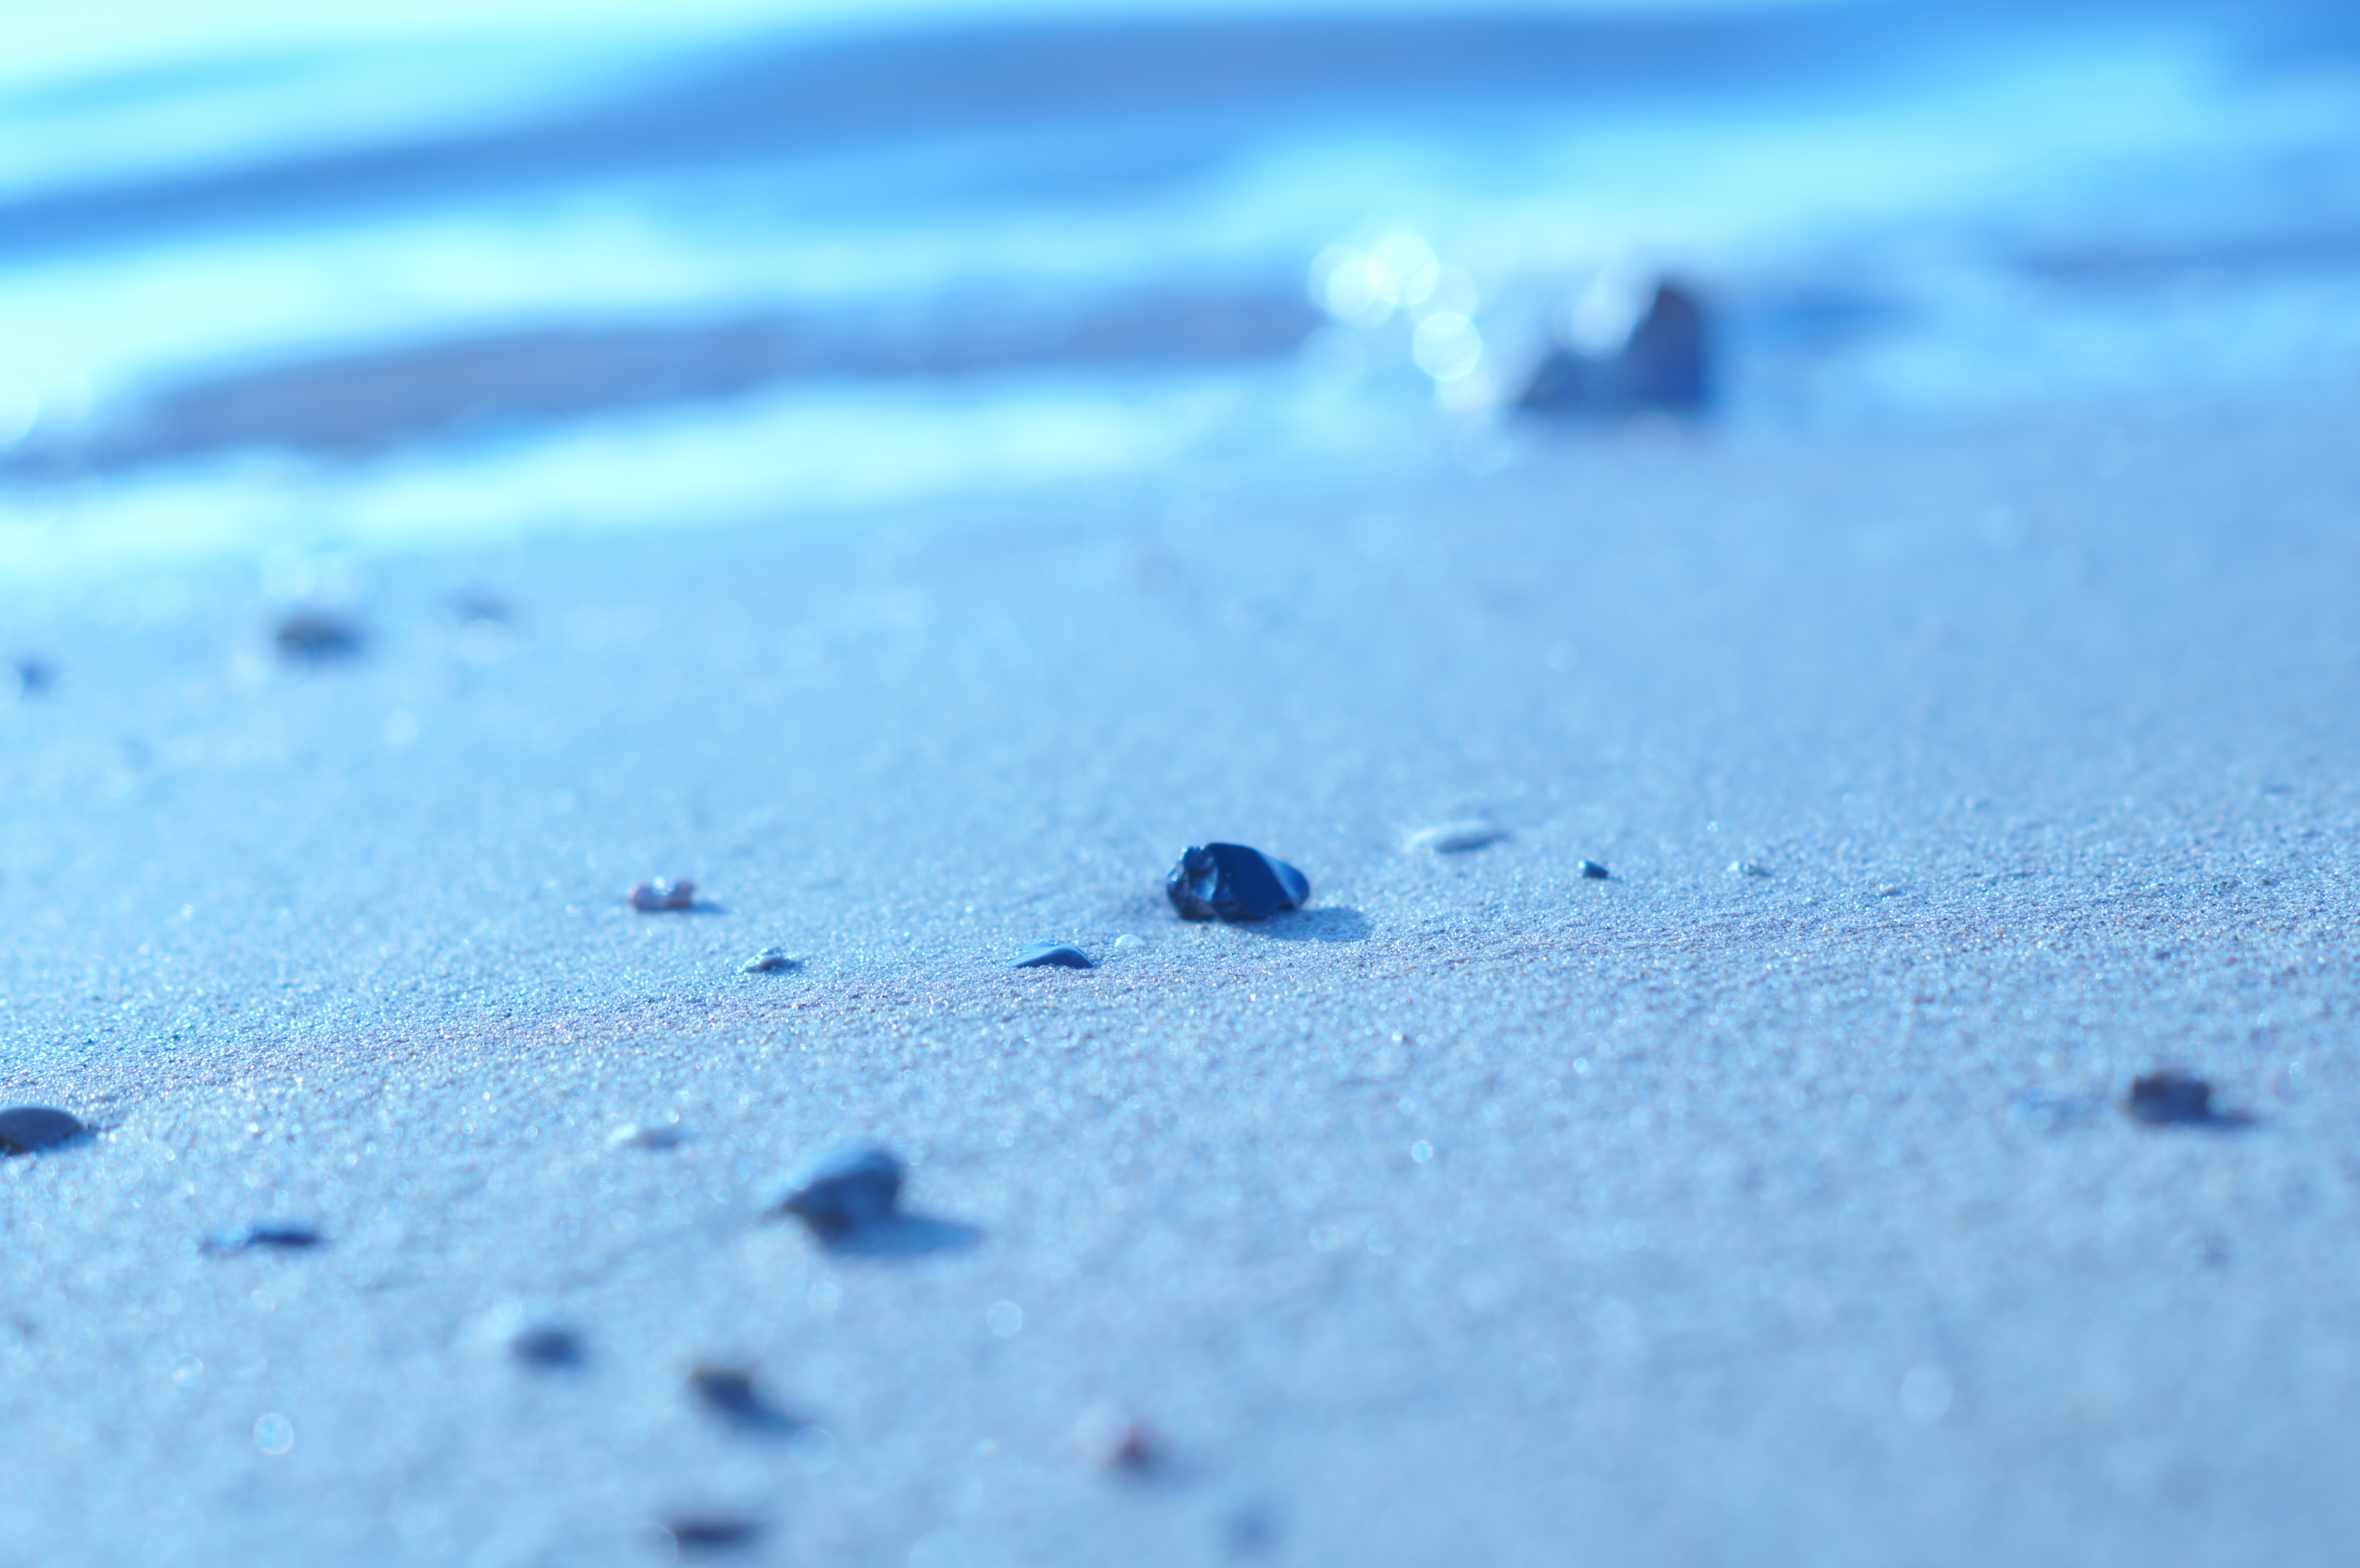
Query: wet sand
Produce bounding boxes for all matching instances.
[3,406,2358,1566]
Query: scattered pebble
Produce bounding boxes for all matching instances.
[1579,859,1610,879]
[659,1517,763,1557]
[1166,843,1310,921]
[1405,821,1508,855]
[7,657,52,698]
[766,1140,906,1241]
[1013,942,1092,969]
[510,1326,587,1371]
[629,879,696,912]
[1111,933,1147,951]
[739,947,798,974]
[1072,1400,1157,1473]
[1730,861,1771,878]
[609,1121,687,1151]
[0,1105,86,1154]
[273,610,364,663]
[200,1224,324,1255]
[2126,1069,2245,1128]
[689,1364,803,1434]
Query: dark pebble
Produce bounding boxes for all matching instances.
[739,947,798,974]
[1516,281,1709,418]
[1014,942,1092,969]
[0,1105,86,1154]
[628,878,695,912]
[9,658,53,698]
[273,611,364,662]
[200,1224,324,1255]
[511,1326,587,1370]
[661,1518,763,1556]
[767,1140,906,1240]
[689,1365,803,1434]
[1166,843,1310,921]
[1579,860,1610,879]
[2126,1069,2241,1127]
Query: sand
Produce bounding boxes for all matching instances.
[3,405,2358,1566]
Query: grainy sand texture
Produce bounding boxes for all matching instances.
[3,408,2358,1566]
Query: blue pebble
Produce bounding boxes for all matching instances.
[1013,942,1092,969]
[0,1106,85,1155]
[1166,843,1310,921]
[768,1140,905,1240]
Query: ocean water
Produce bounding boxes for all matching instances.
[2,0,2359,578]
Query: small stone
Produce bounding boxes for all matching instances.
[0,1105,86,1154]
[629,878,695,912]
[1111,933,1147,951]
[8,658,52,698]
[660,1517,763,1556]
[1579,860,1610,879]
[1730,861,1771,878]
[2126,1069,2231,1127]
[1014,942,1092,969]
[200,1224,324,1255]
[273,610,364,662]
[766,1140,906,1240]
[1406,821,1508,855]
[1072,1400,1157,1472]
[740,947,798,974]
[609,1121,686,1151]
[1166,843,1310,921]
[510,1326,586,1370]
[689,1364,802,1434]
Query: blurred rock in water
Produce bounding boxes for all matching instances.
[1517,282,1709,419]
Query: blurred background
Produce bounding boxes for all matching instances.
[3,0,2359,575]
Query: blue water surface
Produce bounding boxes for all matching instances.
[2,0,2358,573]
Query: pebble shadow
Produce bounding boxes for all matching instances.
[823,1213,983,1259]
[1249,907,1371,944]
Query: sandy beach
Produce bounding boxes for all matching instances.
[3,401,2356,1564]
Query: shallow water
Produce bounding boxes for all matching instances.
[3,0,2359,575]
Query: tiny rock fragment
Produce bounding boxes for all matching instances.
[610,1121,686,1151]
[1072,1400,1157,1472]
[628,879,695,912]
[1166,843,1311,921]
[8,658,52,698]
[660,1517,763,1557]
[200,1224,324,1255]
[1579,860,1610,879]
[1405,821,1508,855]
[1730,861,1771,878]
[1014,942,1092,969]
[273,610,364,663]
[2126,1069,2235,1127]
[510,1326,586,1370]
[0,1105,86,1154]
[740,947,798,974]
[689,1364,802,1434]
[1111,933,1146,950]
[766,1140,906,1240]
